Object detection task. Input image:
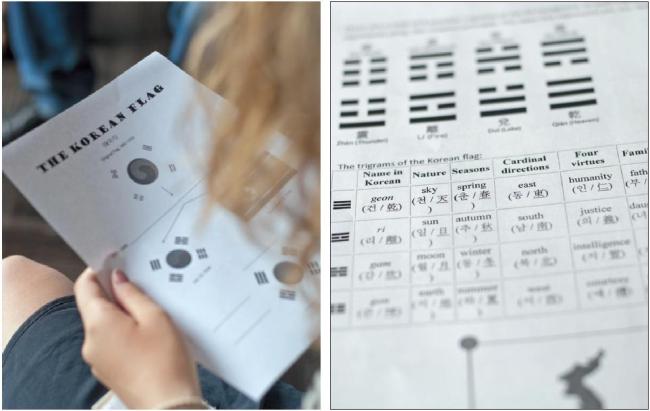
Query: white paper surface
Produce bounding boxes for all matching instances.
[331,3,648,408]
[3,52,318,402]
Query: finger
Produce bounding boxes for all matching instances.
[74,268,124,326]
[111,270,164,323]
[74,268,110,309]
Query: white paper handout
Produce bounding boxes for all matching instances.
[3,52,319,402]
[331,2,648,409]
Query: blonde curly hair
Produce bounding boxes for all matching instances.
[187,2,320,260]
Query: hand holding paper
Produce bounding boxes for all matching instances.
[75,268,201,409]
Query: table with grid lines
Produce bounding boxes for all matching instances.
[331,141,648,329]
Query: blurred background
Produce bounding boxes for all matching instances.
[2,1,317,391]
[3,2,170,277]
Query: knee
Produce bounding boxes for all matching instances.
[2,255,74,349]
[3,255,41,296]
[3,255,72,295]
[3,255,37,285]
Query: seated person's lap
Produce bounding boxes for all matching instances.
[2,256,106,408]
[2,255,74,349]
[1,256,302,409]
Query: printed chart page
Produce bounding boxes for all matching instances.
[3,52,319,401]
[331,3,648,409]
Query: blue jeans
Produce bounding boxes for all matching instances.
[7,2,204,118]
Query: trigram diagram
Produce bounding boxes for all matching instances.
[478,83,527,117]
[406,40,457,126]
[542,26,596,111]
[250,244,320,303]
[331,302,346,315]
[474,34,527,119]
[332,199,352,210]
[338,97,387,130]
[408,42,455,82]
[409,91,457,124]
[148,238,210,284]
[541,25,590,68]
[331,266,349,278]
[341,46,388,87]
[331,232,351,243]
[546,77,597,110]
[475,39,522,74]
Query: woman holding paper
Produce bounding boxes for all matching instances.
[2,2,319,409]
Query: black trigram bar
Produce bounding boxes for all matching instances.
[196,248,208,259]
[254,271,269,284]
[339,121,385,129]
[542,47,587,57]
[333,200,352,210]
[480,107,527,117]
[541,37,584,47]
[308,261,321,275]
[142,145,152,151]
[280,289,296,300]
[175,236,189,245]
[548,88,594,98]
[331,266,348,277]
[169,273,183,283]
[547,77,592,86]
[550,99,597,110]
[331,303,346,314]
[410,91,454,100]
[331,232,350,242]
[480,96,525,105]
[410,115,456,124]
[410,51,453,60]
[150,259,161,271]
[476,55,520,63]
